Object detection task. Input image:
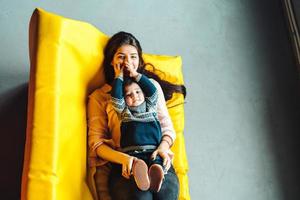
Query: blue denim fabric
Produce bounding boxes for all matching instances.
[109,153,179,200]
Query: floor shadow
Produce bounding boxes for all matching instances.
[250,1,300,199]
[0,83,28,200]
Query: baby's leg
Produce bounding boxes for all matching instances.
[148,155,165,192]
[149,155,164,169]
[132,158,150,191]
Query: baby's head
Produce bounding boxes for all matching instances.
[123,78,145,107]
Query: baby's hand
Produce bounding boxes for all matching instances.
[123,63,139,78]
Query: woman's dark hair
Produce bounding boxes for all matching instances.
[103,31,186,101]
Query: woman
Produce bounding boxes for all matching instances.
[88,31,185,200]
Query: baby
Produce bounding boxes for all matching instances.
[111,72,165,192]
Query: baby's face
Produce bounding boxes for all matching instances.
[124,82,145,107]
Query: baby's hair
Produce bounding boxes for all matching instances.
[123,77,140,94]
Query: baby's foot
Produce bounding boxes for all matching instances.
[132,159,150,191]
[148,164,164,192]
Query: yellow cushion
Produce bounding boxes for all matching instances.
[22,8,190,200]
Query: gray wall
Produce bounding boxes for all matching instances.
[1,0,300,199]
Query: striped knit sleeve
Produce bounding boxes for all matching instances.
[137,74,158,106]
[111,76,125,114]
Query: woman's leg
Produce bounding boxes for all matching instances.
[95,164,112,200]
[153,165,179,200]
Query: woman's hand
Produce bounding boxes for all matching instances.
[113,63,124,78]
[151,147,172,172]
[121,155,134,179]
[96,144,135,179]
[151,136,173,171]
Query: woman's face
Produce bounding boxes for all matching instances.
[111,44,139,75]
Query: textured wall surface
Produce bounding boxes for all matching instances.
[0,0,300,199]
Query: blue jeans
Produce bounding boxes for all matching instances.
[109,152,179,200]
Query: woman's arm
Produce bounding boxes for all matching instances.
[152,79,176,144]
[150,80,176,170]
[96,144,134,179]
[88,92,133,179]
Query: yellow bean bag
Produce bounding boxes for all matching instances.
[22,8,190,200]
